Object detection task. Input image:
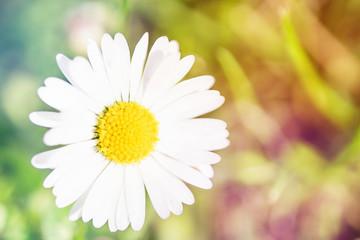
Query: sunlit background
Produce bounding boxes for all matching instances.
[2,0,360,239]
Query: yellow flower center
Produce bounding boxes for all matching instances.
[95,101,159,165]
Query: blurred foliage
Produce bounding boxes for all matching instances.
[2,0,360,239]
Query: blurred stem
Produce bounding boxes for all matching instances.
[119,0,131,34]
[281,10,357,129]
[217,48,293,151]
[73,222,86,240]
[217,48,258,104]
[334,124,360,165]
[268,168,290,203]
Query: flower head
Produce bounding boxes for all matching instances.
[30,32,229,231]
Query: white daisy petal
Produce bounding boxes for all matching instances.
[151,75,215,112]
[37,78,102,113]
[29,111,62,128]
[149,55,195,103]
[31,149,60,170]
[45,76,103,113]
[114,33,131,101]
[60,109,97,126]
[159,118,228,136]
[101,34,122,101]
[148,157,194,206]
[140,53,180,106]
[82,162,124,228]
[156,90,224,121]
[56,54,73,83]
[167,176,195,205]
[183,118,227,129]
[108,215,118,232]
[141,54,196,107]
[116,188,130,231]
[141,158,192,216]
[136,52,164,102]
[30,109,97,129]
[140,158,170,219]
[108,184,127,233]
[159,124,230,151]
[153,151,212,189]
[149,36,169,56]
[129,33,149,101]
[167,193,183,216]
[197,164,214,179]
[32,140,96,170]
[68,56,110,107]
[124,165,146,231]
[137,36,169,99]
[42,141,97,188]
[43,167,70,189]
[31,32,228,233]
[168,40,179,53]
[173,55,195,81]
[69,189,89,221]
[87,39,115,104]
[81,163,114,223]
[156,140,221,165]
[43,125,94,146]
[53,152,109,208]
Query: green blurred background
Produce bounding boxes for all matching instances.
[2,0,360,239]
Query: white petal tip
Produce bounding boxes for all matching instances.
[114,32,124,38]
[160,36,169,40]
[223,138,230,149]
[42,181,52,189]
[30,157,37,168]
[219,96,225,106]
[28,112,38,125]
[117,223,129,231]
[131,224,144,232]
[172,211,183,216]
[82,215,92,223]
[207,75,216,86]
[69,214,81,221]
[43,77,58,87]
[186,55,195,63]
[55,53,70,65]
[43,174,56,188]
[136,32,149,49]
[185,198,195,205]
[87,38,97,46]
[93,220,106,229]
[37,86,45,95]
[171,207,183,216]
[159,215,169,220]
[30,154,43,169]
[143,32,149,38]
[208,152,221,164]
[43,132,56,147]
[158,212,170,220]
[55,198,70,208]
[169,40,180,53]
[102,32,112,39]
[204,181,213,190]
[56,53,67,59]
[55,54,62,62]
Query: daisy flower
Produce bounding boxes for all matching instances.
[29,32,229,232]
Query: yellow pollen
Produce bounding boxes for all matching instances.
[95,101,159,165]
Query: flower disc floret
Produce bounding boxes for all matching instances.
[95,101,159,165]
